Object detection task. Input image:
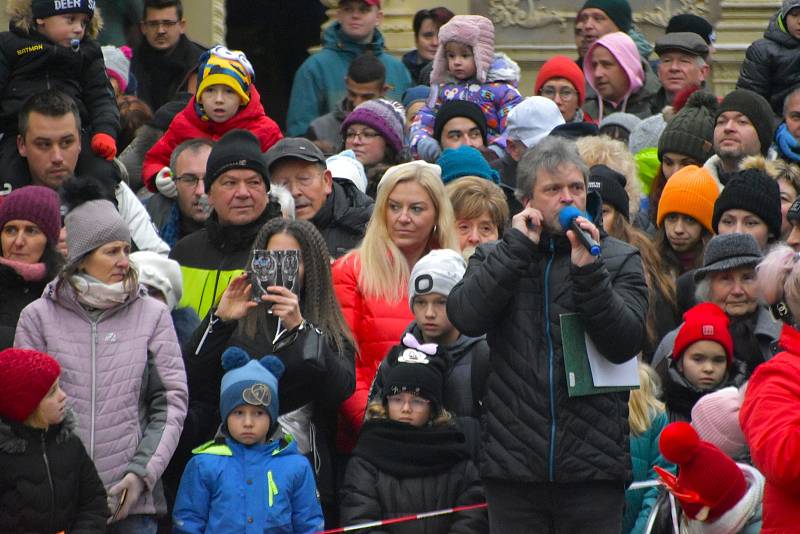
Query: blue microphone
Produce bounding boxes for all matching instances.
[70,39,80,52]
[558,205,601,256]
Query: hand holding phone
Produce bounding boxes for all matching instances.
[112,488,128,521]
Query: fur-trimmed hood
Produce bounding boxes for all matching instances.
[0,409,78,454]
[6,0,103,39]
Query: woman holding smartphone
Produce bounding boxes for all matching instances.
[184,218,356,526]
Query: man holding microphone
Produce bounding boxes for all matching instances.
[447,136,648,532]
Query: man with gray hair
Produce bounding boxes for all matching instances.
[447,136,648,532]
[651,32,710,112]
[146,138,214,247]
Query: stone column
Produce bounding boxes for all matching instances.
[183,0,227,46]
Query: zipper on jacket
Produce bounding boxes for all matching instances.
[90,320,97,459]
[267,470,279,507]
[41,433,56,517]
[544,240,557,482]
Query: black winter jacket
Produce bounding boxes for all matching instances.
[0,412,108,533]
[0,264,48,332]
[447,228,648,484]
[131,35,206,112]
[341,419,488,534]
[0,23,118,137]
[737,13,800,114]
[368,322,490,460]
[311,179,374,259]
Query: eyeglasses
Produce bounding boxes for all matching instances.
[540,87,578,100]
[387,394,431,411]
[345,129,381,142]
[142,19,180,30]
[175,174,203,188]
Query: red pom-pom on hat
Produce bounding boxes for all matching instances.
[658,422,747,521]
[659,421,700,464]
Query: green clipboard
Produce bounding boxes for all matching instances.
[560,313,639,397]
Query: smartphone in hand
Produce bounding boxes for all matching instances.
[112,487,128,521]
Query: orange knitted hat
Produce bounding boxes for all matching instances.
[656,165,719,233]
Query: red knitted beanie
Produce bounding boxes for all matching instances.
[534,55,586,105]
[672,302,733,364]
[658,422,747,521]
[0,348,61,423]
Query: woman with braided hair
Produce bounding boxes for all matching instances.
[183,218,355,526]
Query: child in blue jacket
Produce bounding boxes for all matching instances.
[173,348,324,534]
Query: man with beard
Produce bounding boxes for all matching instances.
[704,89,777,184]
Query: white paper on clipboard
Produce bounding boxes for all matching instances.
[585,334,640,387]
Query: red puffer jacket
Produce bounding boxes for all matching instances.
[740,323,800,533]
[141,85,283,191]
[332,252,414,452]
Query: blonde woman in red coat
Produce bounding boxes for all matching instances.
[333,160,459,453]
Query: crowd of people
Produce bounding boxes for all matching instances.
[3,0,800,532]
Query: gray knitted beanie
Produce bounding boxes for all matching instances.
[65,200,131,264]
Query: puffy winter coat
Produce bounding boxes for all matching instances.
[368,322,490,460]
[410,53,522,157]
[14,280,189,517]
[182,305,355,520]
[0,0,119,138]
[173,435,324,534]
[286,22,411,136]
[737,11,800,115]
[447,228,648,484]
[312,179,374,259]
[341,419,488,534]
[623,410,673,534]
[740,323,800,533]
[0,411,108,533]
[142,85,283,191]
[332,252,415,452]
[170,206,281,319]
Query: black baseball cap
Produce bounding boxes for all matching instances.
[264,138,326,172]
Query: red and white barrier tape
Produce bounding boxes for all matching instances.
[320,480,664,533]
[317,502,489,533]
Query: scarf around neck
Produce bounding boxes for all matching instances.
[70,273,130,310]
[0,256,47,282]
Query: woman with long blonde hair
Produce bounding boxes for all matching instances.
[333,160,459,453]
[623,363,672,533]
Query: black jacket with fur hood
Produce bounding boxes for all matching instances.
[0,410,108,533]
[0,0,119,137]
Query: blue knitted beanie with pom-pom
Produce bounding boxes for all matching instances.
[219,347,285,432]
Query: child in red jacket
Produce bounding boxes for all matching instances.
[142,45,283,194]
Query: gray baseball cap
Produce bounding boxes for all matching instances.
[264,137,326,172]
